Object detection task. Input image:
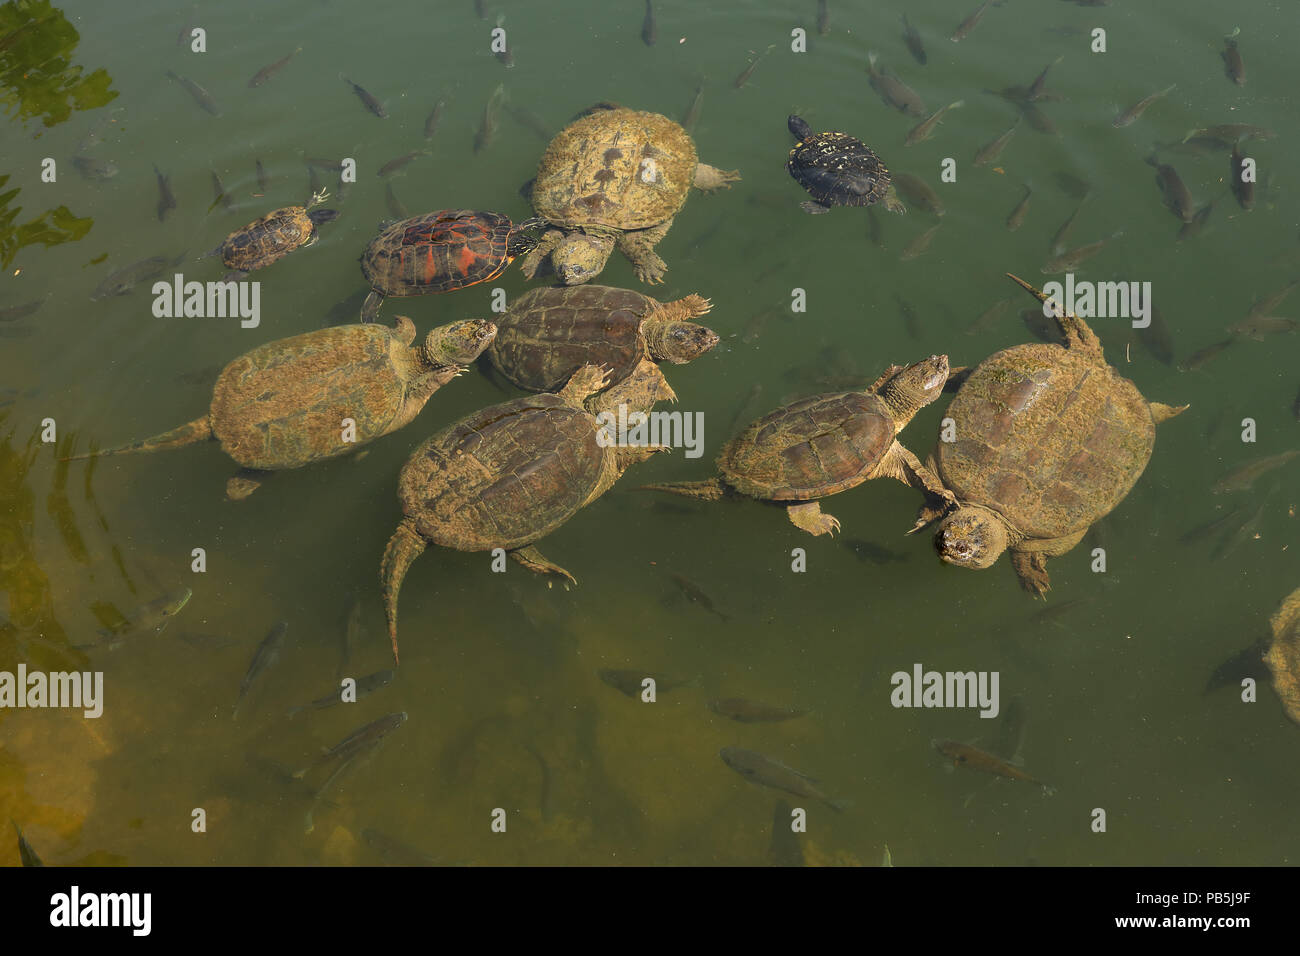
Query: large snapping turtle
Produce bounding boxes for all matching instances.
[67,317,497,499]
[1265,586,1300,727]
[520,105,740,285]
[924,274,1188,595]
[380,365,664,663]
[642,356,953,536]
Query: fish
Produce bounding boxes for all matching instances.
[255,159,270,192]
[989,694,1027,763]
[901,14,926,64]
[1212,451,1300,494]
[384,182,411,221]
[867,52,926,117]
[209,170,233,211]
[816,0,830,36]
[303,736,383,834]
[734,45,776,89]
[904,100,964,146]
[232,620,288,720]
[338,591,364,678]
[965,297,1013,335]
[769,800,804,866]
[934,740,1050,789]
[973,117,1019,166]
[1182,124,1274,147]
[424,98,446,138]
[951,0,1000,42]
[1229,144,1254,211]
[154,165,176,222]
[91,587,192,644]
[1222,28,1245,86]
[287,669,395,718]
[1025,56,1063,101]
[71,154,118,181]
[669,572,729,622]
[682,84,704,132]
[1179,505,1244,546]
[843,537,906,564]
[708,698,806,723]
[1112,84,1175,128]
[165,70,220,115]
[377,149,429,177]
[1176,200,1216,242]
[362,828,440,866]
[598,668,697,698]
[474,83,505,153]
[296,712,408,778]
[1248,279,1300,317]
[249,47,300,87]
[507,105,550,140]
[1228,315,1297,340]
[1029,597,1091,628]
[1204,639,1268,694]
[12,821,43,867]
[1209,502,1267,562]
[641,0,656,46]
[865,205,885,245]
[90,254,181,300]
[1178,337,1234,372]
[900,223,940,260]
[1020,102,1057,135]
[1135,305,1175,366]
[1006,183,1033,231]
[340,74,387,118]
[719,747,846,811]
[1041,231,1121,274]
[891,172,944,216]
[0,299,45,322]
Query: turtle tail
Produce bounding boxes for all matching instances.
[380,520,427,666]
[637,477,727,501]
[61,416,212,461]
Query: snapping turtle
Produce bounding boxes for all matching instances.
[786,115,904,215]
[1265,586,1300,726]
[66,317,497,500]
[924,274,1188,595]
[643,356,952,536]
[380,365,664,662]
[359,209,544,322]
[216,189,339,277]
[520,105,740,285]
[485,285,718,414]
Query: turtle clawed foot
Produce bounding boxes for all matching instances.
[633,254,668,285]
[787,502,840,537]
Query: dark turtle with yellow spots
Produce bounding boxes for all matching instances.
[217,189,339,276]
[786,115,903,215]
[359,209,544,321]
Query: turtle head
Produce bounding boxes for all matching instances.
[644,317,720,365]
[787,114,814,142]
[934,506,1008,570]
[424,319,498,367]
[881,354,950,424]
[553,232,615,285]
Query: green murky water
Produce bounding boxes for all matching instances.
[2,0,1298,866]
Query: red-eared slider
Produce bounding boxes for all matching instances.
[217,189,339,276]
[359,209,544,321]
[485,285,718,414]
[520,105,741,285]
[924,274,1188,595]
[66,317,497,500]
[786,115,904,215]
[643,356,952,536]
[1265,586,1300,726]
[380,365,665,662]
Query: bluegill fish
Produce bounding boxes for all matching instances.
[233,621,288,719]
[287,669,395,718]
[249,48,300,88]
[341,74,387,118]
[89,587,192,645]
[1112,84,1175,128]
[934,739,1051,790]
[296,712,408,778]
[165,70,220,115]
[720,747,847,811]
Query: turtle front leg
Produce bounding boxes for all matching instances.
[392,368,461,430]
[693,163,741,191]
[618,220,672,285]
[517,229,564,280]
[227,468,273,500]
[510,545,576,589]
[787,501,841,537]
[1010,549,1051,598]
[874,442,956,506]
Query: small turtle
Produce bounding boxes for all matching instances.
[380,365,665,662]
[216,189,339,277]
[65,317,497,500]
[923,274,1188,595]
[786,115,904,215]
[642,356,952,536]
[484,285,718,414]
[359,209,544,322]
[1265,586,1300,727]
[520,104,740,285]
